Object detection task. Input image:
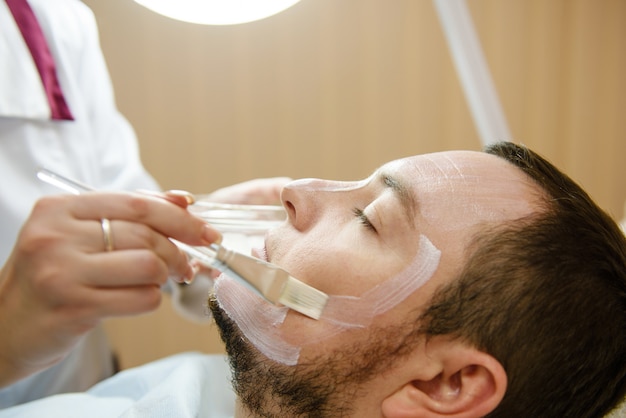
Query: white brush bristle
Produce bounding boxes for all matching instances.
[280,277,329,320]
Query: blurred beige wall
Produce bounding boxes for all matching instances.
[80,0,626,368]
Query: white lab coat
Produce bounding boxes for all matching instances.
[0,0,212,407]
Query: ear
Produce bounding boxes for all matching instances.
[381,338,507,418]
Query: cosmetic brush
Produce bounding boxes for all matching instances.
[36,167,329,320]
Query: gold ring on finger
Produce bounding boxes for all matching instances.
[100,218,114,252]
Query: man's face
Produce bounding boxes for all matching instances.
[210,150,541,416]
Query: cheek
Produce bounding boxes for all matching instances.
[218,231,441,366]
[280,241,365,296]
[269,225,375,293]
[294,245,396,299]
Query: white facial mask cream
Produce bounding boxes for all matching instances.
[214,234,441,366]
[285,177,369,193]
[402,154,537,231]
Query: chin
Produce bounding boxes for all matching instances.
[207,292,410,417]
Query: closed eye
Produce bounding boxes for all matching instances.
[353,208,377,233]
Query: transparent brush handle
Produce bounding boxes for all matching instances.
[37,167,95,194]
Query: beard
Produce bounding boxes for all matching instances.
[208,293,418,418]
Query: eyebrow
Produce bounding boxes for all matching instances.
[377,171,417,228]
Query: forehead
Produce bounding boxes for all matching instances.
[378,150,541,229]
[382,150,516,181]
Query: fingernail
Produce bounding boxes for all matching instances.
[182,264,199,285]
[202,224,222,244]
[168,190,195,205]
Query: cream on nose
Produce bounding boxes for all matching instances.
[284,178,368,193]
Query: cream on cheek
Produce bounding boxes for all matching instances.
[214,234,441,366]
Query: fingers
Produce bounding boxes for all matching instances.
[85,224,194,286]
[69,191,221,245]
[92,285,163,317]
[27,192,217,286]
[49,279,165,318]
[86,249,171,287]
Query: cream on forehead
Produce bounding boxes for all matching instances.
[214,234,441,366]
[391,152,537,231]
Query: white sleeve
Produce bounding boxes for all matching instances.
[68,1,159,192]
[31,0,160,192]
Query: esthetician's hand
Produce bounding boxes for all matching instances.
[0,191,220,388]
[202,177,292,205]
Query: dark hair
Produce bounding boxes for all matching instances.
[418,142,626,417]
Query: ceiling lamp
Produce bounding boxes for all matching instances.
[133,0,301,25]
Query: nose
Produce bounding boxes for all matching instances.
[281,179,362,231]
[280,178,328,231]
[281,179,346,231]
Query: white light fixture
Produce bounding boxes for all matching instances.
[433,0,512,146]
[133,0,301,25]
